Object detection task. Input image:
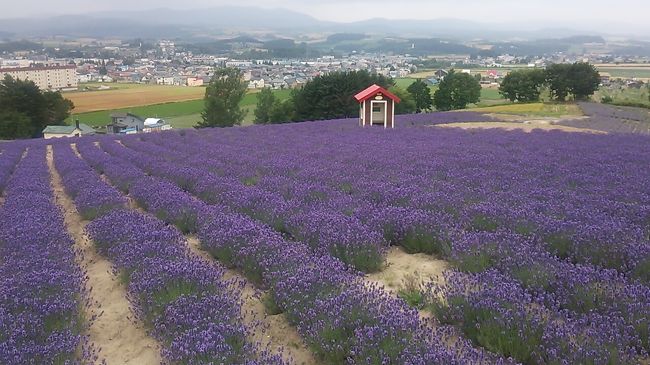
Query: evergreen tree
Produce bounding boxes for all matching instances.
[268,99,294,123]
[254,88,275,124]
[197,67,248,128]
[292,70,393,121]
[0,110,32,139]
[390,86,417,115]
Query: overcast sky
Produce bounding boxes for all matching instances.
[2,0,649,30]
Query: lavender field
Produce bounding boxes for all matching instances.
[1,112,650,365]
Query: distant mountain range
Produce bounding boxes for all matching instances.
[0,6,642,41]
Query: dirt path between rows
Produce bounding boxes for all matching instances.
[46,145,161,365]
[366,246,449,320]
[366,246,448,292]
[185,236,320,365]
[82,139,319,364]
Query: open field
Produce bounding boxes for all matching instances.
[66,83,207,113]
[595,85,650,107]
[2,112,650,364]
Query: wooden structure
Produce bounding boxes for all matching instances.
[354,84,401,128]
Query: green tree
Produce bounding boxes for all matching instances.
[43,91,75,125]
[197,67,248,128]
[292,70,393,121]
[545,62,600,101]
[0,75,73,138]
[0,74,46,136]
[390,86,417,115]
[268,99,294,123]
[545,64,572,101]
[254,88,275,124]
[406,79,433,112]
[499,69,546,102]
[0,110,32,139]
[568,62,600,101]
[433,70,481,111]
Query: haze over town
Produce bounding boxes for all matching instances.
[1,0,649,35]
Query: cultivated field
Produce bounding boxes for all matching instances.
[67,87,292,128]
[66,83,207,113]
[2,110,650,364]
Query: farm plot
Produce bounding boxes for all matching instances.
[65,84,206,113]
[2,117,650,365]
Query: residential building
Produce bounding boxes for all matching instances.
[0,65,77,90]
[43,121,95,139]
[106,113,145,134]
[186,77,204,87]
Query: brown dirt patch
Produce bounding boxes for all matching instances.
[367,247,448,292]
[435,121,605,133]
[65,86,205,113]
[47,145,161,365]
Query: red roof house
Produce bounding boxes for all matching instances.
[354,84,401,128]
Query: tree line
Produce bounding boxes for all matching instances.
[499,63,600,103]
[198,63,603,128]
[197,68,485,127]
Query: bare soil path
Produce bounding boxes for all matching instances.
[435,120,605,133]
[186,236,320,365]
[366,247,448,292]
[80,140,319,364]
[47,145,161,365]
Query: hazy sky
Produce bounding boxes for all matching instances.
[2,0,649,28]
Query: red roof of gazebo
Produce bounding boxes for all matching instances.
[354,84,401,103]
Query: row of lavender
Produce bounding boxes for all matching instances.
[0,145,86,364]
[189,124,649,279]
[559,102,650,134]
[132,125,650,284]
[76,138,498,364]
[0,142,25,191]
[121,125,650,364]
[50,142,285,364]
[198,125,650,363]
[103,131,645,362]
[117,135,387,272]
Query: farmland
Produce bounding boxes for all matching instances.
[67,88,292,128]
[2,108,650,364]
[65,83,207,113]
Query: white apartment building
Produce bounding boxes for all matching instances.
[0,65,78,90]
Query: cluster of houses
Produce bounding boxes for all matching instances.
[72,53,414,90]
[42,113,171,139]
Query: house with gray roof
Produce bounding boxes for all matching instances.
[106,113,145,134]
[43,121,95,139]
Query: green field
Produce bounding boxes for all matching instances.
[69,89,292,129]
[600,69,650,79]
[595,86,650,107]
